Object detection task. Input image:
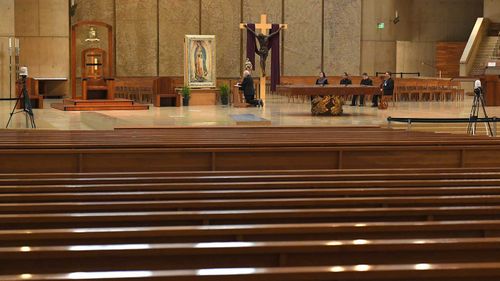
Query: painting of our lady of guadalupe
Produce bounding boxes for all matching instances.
[184,35,216,88]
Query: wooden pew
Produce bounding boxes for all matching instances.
[3,263,500,281]
[3,166,500,180]
[1,238,500,274]
[1,127,499,173]
[5,174,500,192]
[1,206,500,230]
[3,195,500,214]
[0,129,498,280]
[6,185,500,203]
[2,220,500,246]
[114,77,156,104]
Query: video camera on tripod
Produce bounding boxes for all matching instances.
[467,80,492,136]
[5,66,36,129]
[474,80,483,96]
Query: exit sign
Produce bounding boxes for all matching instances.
[377,22,385,29]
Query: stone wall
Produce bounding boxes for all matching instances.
[484,0,500,22]
[6,0,483,96]
[73,0,363,77]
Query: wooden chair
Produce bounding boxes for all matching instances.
[420,80,436,101]
[153,77,182,107]
[439,80,453,102]
[396,80,411,102]
[451,80,465,102]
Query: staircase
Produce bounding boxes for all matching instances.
[470,36,498,76]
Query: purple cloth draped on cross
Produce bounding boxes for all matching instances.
[246,24,256,70]
[246,23,281,92]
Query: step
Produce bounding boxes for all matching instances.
[52,98,150,111]
[51,103,150,111]
[63,98,135,106]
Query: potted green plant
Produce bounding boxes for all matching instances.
[219,84,230,106]
[181,86,191,106]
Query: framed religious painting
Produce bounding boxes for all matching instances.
[184,35,217,88]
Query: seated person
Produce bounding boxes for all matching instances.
[316,71,328,86]
[382,71,395,96]
[352,73,372,106]
[374,71,394,109]
[340,72,352,86]
[239,70,263,107]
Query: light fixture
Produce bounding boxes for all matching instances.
[393,10,400,24]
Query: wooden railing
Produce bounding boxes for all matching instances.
[460,18,489,76]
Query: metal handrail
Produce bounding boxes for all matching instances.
[388,117,499,123]
[387,117,499,137]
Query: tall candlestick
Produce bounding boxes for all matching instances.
[8,38,12,56]
[15,38,20,56]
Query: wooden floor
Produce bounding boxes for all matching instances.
[1,126,500,280]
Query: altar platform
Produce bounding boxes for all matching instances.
[0,94,484,131]
[50,99,149,111]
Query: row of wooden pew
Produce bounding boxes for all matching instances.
[1,127,500,173]
[1,167,500,280]
[395,79,465,102]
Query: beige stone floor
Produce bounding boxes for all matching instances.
[0,95,496,131]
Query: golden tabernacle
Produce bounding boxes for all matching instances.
[277,85,380,116]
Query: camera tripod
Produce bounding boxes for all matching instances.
[467,88,492,136]
[6,76,36,129]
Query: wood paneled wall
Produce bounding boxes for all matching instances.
[436,42,467,78]
[15,0,69,96]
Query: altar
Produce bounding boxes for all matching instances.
[176,88,218,106]
[277,85,380,116]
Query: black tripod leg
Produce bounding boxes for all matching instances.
[479,95,493,136]
[467,96,479,135]
[5,97,22,128]
[29,114,36,129]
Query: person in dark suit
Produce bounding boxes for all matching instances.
[340,72,352,86]
[382,71,395,96]
[239,70,262,107]
[351,73,372,106]
[372,72,394,107]
[316,71,328,86]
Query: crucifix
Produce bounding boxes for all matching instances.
[240,14,287,102]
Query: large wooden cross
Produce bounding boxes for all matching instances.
[240,14,287,102]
